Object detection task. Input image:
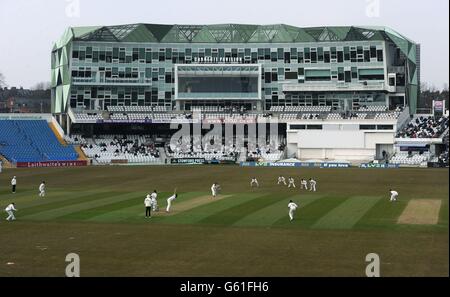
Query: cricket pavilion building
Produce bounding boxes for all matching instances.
[51,24,420,162]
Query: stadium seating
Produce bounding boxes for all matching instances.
[390,151,431,166]
[396,116,449,138]
[66,134,163,164]
[0,120,78,163]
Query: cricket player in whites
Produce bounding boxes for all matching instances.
[151,190,159,212]
[211,183,220,198]
[250,177,259,188]
[11,176,17,194]
[5,203,17,221]
[166,189,178,213]
[287,200,299,222]
[277,176,287,185]
[288,177,296,188]
[389,189,399,202]
[38,181,46,197]
[300,178,308,190]
[144,194,152,218]
[309,178,317,192]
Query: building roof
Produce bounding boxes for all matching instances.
[66,23,415,44]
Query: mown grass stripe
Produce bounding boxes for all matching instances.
[272,195,349,228]
[21,192,142,221]
[233,194,324,227]
[87,191,205,222]
[57,195,146,221]
[312,196,382,229]
[156,193,264,225]
[17,191,124,217]
[198,193,293,226]
[354,197,408,229]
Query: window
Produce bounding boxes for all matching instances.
[284,52,291,63]
[271,72,278,82]
[290,125,306,130]
[324,51,330,63]
[337,51,344,63]
[389,77,395,86]
[318,47,324,62]
[305,69,331,81]
[304,48,310,61]
[285,72,298,79]
[358,68,384,80]
[311,51,317,63]
[338,67,344,81]
[344,47,350,61]
[345,71,351,83]
[351,67,358,79]
[364,50,370,62]
[264,72,271,83]
[298,51,304,63]
[377,49,383,62]
[370,46,377,58]
[350,50,356,62]
[307,125,322,130]
[360,125,376,130]
[277,48,284,60]
[377,125,393,130]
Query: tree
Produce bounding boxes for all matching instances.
[0,72,5,88]
[31,81,51,90]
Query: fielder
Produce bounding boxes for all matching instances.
[250,177,259,187]
[211,183,220,198]
[38,181,46,197]
[300,179,308,190]
[151,190,159,212]
[389,189,398,202]
[5,203,17,221]
[288,177,296,188]
[287,200,299,222]
[11,176,17,194]
[277,176,287,185]
[166,189,178,213]
[144,194,152,218]
[309,178,317,192]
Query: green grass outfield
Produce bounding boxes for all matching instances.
[0,165,448,276]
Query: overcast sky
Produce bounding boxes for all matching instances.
[0,0,448,89]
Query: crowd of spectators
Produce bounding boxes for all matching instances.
[396,116,449,138]
[92,135,160,159]
[165,137,238,161]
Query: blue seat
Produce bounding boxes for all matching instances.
[0,120,78,163]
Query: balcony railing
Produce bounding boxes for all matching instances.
[282,81,395,92]
[72,77,153,85]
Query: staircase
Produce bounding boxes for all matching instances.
[0,154,14,168]
[48,122,67,145]
[74,145,89,163]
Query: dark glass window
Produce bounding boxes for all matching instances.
[307,125,322,130]
[290,125,306,130]
[360,125,376,130]
[377,50,384,62]
[324,52,330,63]
[377,125,394,130]
[370,46,377,58]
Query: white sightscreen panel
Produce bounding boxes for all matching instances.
[297,130,365,149]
